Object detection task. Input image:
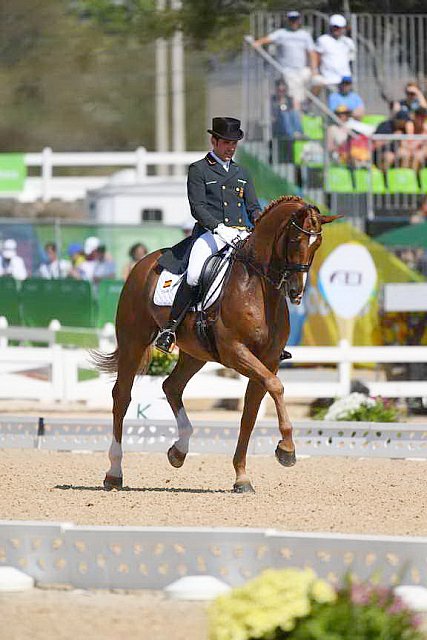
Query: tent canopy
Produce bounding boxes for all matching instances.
[375,222,427,249]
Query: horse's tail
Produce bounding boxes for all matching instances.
[89,346,153,376]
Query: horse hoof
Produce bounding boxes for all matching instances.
[275,445,296,467]
[167,445,187,468]
[233,482,255,494]
[103,474,123,490]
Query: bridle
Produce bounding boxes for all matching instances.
[234,214,322,291]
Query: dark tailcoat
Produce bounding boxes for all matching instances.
[158,153,261,274]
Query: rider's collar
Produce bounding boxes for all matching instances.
[208,150,231,172]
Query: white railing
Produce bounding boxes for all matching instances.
[6,148,204,202]
[0,322,426,406]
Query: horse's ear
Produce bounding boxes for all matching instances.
[319,214,344,225]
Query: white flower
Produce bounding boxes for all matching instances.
[324,393,375,421]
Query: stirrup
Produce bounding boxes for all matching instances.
[155,329,176,354]
[280,349,292,361]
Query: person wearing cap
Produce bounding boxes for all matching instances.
[0,239,27,280]
[77,236,101,281]
[312,15,356,92]
[155,116,262,355]
[328,76,365,119]
[254,11,317,110]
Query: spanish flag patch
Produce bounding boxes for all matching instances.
[163,279,172,289]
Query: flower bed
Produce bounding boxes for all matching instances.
[209,568,424,640]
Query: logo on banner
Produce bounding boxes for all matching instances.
[318,243,377,319]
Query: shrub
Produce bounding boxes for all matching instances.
[208,569,424,640]
[313,392,400,422]
[147,348,178,376]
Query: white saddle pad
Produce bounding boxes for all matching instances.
[153,249,232,310]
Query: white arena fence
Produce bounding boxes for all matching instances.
[0,521,426,591]
[2,148,205,202]
[0,320,426,405]
[0,416,426,459]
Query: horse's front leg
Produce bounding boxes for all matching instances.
[227,345,296,472]
[233,379,266,493]
[162,350,206,468]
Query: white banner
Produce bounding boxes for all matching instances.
[318,243,377,319]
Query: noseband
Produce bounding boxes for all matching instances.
[234,214,322,291]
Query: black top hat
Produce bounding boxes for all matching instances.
[207,117,244,141]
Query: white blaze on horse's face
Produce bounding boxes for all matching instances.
[288,217,321,304]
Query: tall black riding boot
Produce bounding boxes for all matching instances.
[155,280,198,354]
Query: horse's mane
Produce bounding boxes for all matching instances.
[256,194,305,222]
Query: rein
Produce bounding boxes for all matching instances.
[233,215,321,291]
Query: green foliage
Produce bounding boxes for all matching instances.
[209,570,425,640]
[147,348,177,376]
[312,393,400,422]
[286,583,424,640]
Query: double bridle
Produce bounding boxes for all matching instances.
[234,215,322,291]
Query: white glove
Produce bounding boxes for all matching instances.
[213,223,239,246]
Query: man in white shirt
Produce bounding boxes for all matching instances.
[254,11,317,109]
[312,14,356,91]
[38,242,71,279]
[0,238,27,280]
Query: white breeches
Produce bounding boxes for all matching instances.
[186,228,249,286]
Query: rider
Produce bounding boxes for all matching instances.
[155,116,293,360]
[155,116,262,354]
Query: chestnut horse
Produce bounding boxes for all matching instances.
[94,195,338,493]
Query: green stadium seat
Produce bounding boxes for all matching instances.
[419,167,427,193]
[21,278,95,327]
[301,115,323,140]
[353,168,386,194]
[293,140,323,167]
[325,166,354,192]
[386,168,420,194]
[0,277,21,324]
[361,114,386,127]
[97,279,124,328]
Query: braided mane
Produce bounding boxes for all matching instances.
[256,194,305,223]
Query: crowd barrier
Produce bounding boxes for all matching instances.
[0,277,123,328]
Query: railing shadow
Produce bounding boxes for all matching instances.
[54,484,230,494]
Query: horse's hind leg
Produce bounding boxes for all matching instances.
[104,336,154,490]
[233,379,266,493]
[162,351,206,468]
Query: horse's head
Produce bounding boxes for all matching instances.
[279,204,340,305]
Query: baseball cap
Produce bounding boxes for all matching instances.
[329,14,347,27]
[340,76,353,84]
[2,238,17,259]
[84,236,101,255]
[287,10,301,19]
[394,109,411,122]
[67,242,83,257]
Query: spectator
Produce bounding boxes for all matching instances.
[78,236,101,282]
[0,239,27,280]
[122,242,148,279]
[93,244,116,284]
[327,106,353,162]
[271,78,303,138]
[410,195,427,224]
[38,242,71,279]
[312,15,356,92]
[328,76,365,119]
[406,106,427,170]
[67,242,85,279]
[327,105,373,165]
[373,110,413,170]
[182,220,195,238]
[254,10,317,110]
[393,81,427,118]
